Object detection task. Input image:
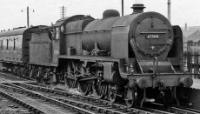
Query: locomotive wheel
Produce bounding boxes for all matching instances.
[71,79,76,88]
[108,85,118,103]
[124,88,137,108]
[65,79,71,88]
[163,88,175,107]
[66,79,74,88]
[172,87,180,106]
[78,81,90,96]
[156,88,175,107]
[96,82,108,99]
[16,67,21,76]
[10,66,14,73]
[29,69,33,79]
[176,86,190,106]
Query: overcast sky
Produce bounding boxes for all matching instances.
[0,0,199,29]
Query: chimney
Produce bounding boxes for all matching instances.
[131,3,145,13]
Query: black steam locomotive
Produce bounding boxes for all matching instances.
[0,3,193,107]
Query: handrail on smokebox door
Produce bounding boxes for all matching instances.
[152,56,158,87]
[153,56,158,78]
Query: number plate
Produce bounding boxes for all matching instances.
[146,34,159,39]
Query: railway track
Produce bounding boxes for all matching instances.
[0,91,34,114]
[0,86,45,114]
[0,72,32,83]
[6,82,176,114]
[1,72,199,114]
[170,107,200,114]
[144,102,200,114]
[0,83,92,114]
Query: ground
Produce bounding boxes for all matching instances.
[191,78,200,89]
[0,97,31,114]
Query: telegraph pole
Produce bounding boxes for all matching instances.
[60,6,66,19]
[121,0,124,16]
[168,0,171,22]
[27,6,30,28]
[21,6,34,28]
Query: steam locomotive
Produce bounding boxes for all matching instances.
[0,3,193,107]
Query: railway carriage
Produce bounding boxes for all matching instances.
[0,28,25,63]
[0,26,53,77]
[0,27,27,72]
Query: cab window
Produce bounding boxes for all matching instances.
[0,40,3,49]
[14,38,16,50]
[55,27,60,40]
[1,40,3,49]
[3,39,7,49]
[9,38,14,50]
[6,39,8,49]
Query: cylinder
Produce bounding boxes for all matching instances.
[180,77,193,87]
[136,78,147,88]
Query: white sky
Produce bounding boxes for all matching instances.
[0,0,199,29]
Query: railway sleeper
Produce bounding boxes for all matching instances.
[0,88,45,114]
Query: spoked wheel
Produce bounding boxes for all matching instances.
[155,88,175,107]
[124,88,137,108]
[12,67,17,75]
[66,78,76,88]
[65,78,72,88]
[29,69,33,79]
[16,67,21,76]
[95,82,108,99]
[78,81,91,96]
[176,86,190,106]
[108,85,118,103]
[162,89,175,107]
[172,87,180,106]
